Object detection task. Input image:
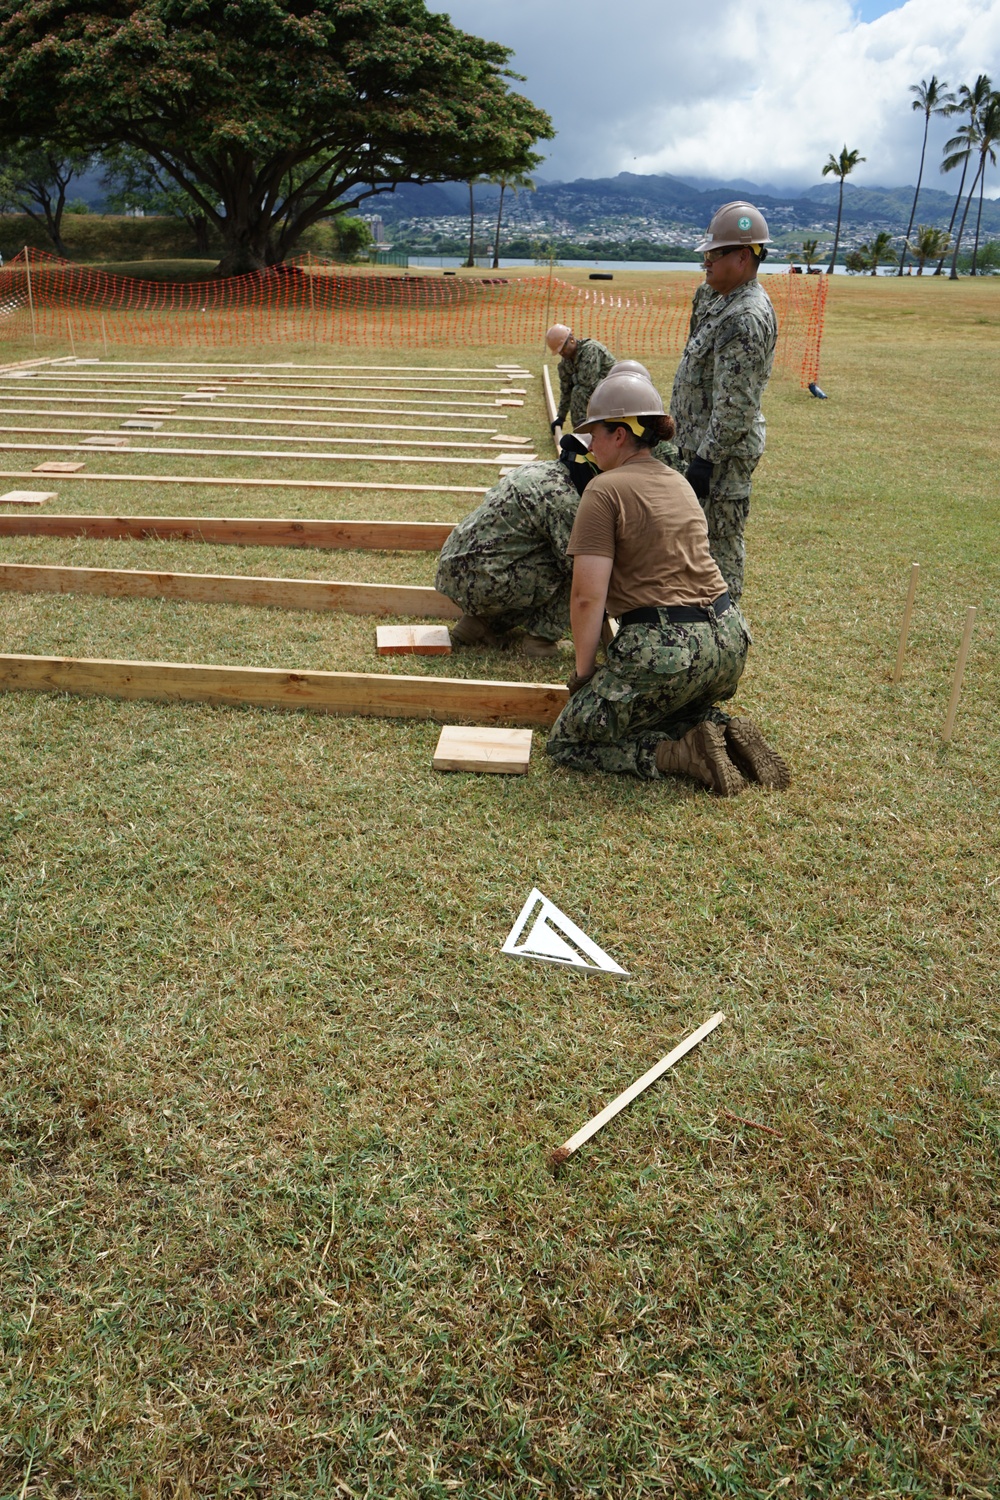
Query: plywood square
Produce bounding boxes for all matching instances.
[82,435,130,447]
[377,625,452,656]
[433,725,532,775]
[33,461,84,474]
[121,419,162,430]
[0,490,56,505]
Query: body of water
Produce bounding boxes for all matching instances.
[405,255,853,275]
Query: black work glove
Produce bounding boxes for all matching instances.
[686,454,714,499]
[566,669,595,696]
[550,417,563,433]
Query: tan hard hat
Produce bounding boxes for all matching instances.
[696,201,771,252]
[609,359,651,379]
[575,371,665,431]
[545,324,573,354]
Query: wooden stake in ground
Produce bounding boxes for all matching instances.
[549,1012,725,1166]
[892,562,920,683]
[942,606,977,744]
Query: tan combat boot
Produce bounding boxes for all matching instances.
[724,717,791,790]
[517,634,563,659]
[451,614,503,647]
[655,722,747,797]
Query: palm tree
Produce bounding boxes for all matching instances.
[822,146,866,272]
[860,230,898,275]
[463,175,488,268]
[969,93,1000,274]
[907,224,951,273]
[898,77,954,274]
[801,237,820,268]
[936,75,993,274]
[490,171,535,269]
[947,91,1000,279]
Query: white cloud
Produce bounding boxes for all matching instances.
[432,0,1000,192]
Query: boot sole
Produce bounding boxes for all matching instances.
[698,722,748,797]
[725,717,791,790]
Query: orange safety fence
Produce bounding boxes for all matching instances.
[0,248,827,386]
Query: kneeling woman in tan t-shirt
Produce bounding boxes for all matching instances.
[545,372,789,795]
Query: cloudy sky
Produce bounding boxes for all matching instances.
[432,0,1000,193]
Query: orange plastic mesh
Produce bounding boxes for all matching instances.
[0,248,826,386]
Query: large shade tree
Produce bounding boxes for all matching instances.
[0,0,554,275]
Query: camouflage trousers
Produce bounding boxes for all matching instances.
[435,554,570,641]
[546,604,751,778]
[684,452,759,603]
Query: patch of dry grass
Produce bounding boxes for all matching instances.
[1,278,998,1498]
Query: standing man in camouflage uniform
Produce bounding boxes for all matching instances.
[435,434,599,657]
[546,324,617,431]
[670,202,777,602]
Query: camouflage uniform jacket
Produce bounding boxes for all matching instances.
[435,460,580,598]
[556,338,617,428]
[670,280,777,464]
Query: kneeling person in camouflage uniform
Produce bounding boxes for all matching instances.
[546,371,789,795]
[435,434,599,658]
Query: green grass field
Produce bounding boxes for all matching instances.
[1,277,998,1498]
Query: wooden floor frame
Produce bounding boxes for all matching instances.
[0,514,454,551]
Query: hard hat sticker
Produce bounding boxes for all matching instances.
[738,216,752,230]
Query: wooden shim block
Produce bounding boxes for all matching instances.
[377,625,452,656]
[0,653,568,728]
[0,469,486,497]
[33,461,84,473]
[0,514,454,551]
[0,491,56,505]
[432,725,532,774]
[0,562,464,619]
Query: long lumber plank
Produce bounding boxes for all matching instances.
[0,440,519,469]
[0,469,486,496]
[31,376,524,397]
[85,361,531,375]
[0,562,463,618]
[0,424,531,454]
[18,385,520,413]
[0,401,508,436]
[0,514,454,551]
[0,652,566,727]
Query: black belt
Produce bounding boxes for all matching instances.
[618,592,731,627]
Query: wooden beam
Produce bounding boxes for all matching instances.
[0,441,519,470]
[0,469,486,496]
[88,360,532,375]
[543,363,563,455]
[0,399,508,436]
[0,514,454,551]
[0,355,68,374]
[40,374,525,395]
[14,385,518,413]
[0,652,567,727]
[0,562,464,618]
[0,424,535,457]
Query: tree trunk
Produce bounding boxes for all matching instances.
[827,179,844,273]
[465,181,476,268]
[899,112,930,275]
[935,157,969,274]
[190,214,211,255]
[948,158,983,280]
[970,169,987,274]
[492,183,505,269]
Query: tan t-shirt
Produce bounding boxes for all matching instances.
[567,450,726,615]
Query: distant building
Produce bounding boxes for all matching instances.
[363,215,386,244]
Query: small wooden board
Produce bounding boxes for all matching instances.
[137,407,176,415]
[433,725,532,774]
[377,625,452,656]
[81,435,130,448]
[0,490,56,505]
[121,419,163,430]
[33,461,84,474]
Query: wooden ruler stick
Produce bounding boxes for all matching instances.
[942,606,977,744]
[0,468,486,497]
[0,562,464,619]
[0,652,567,728]
[0,514,454,551]
[550,1012,725,1165]
[892,562,919,683]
